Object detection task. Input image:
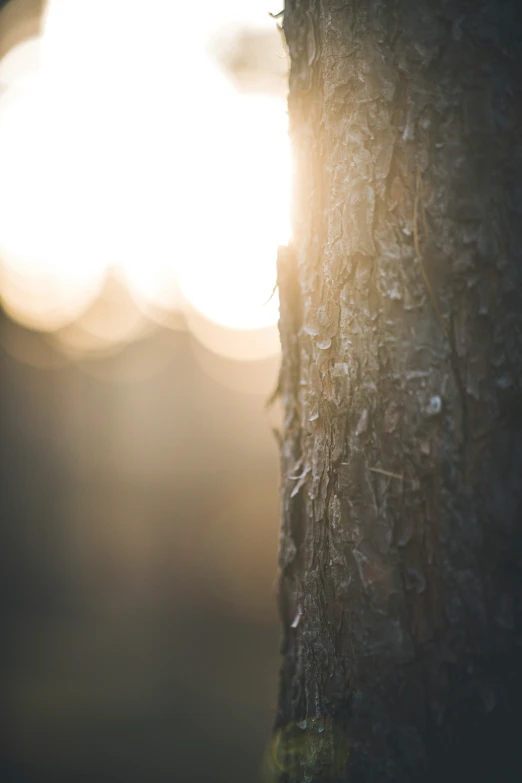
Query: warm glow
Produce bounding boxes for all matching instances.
[0,66,107,330]
[0,0,290,350]
[178,94,289,331]
[0,35,41,86]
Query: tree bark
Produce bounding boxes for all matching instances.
[273,1,522,781]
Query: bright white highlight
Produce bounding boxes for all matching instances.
[0,0,290,345]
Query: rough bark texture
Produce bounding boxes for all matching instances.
[274,1,522,781]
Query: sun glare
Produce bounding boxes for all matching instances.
[0,62,107,330]
[178,94,290,331]
[0,0,290,351]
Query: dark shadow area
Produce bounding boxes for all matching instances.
[0,314,281,783]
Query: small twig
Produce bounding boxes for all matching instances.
[369,466,404,481]
[265,379,281,408]
[269,10,284,18]
[271,427,283,447]
[263,279,279,305]
[413,166,448,339]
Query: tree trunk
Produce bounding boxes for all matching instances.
[273,1,522,781]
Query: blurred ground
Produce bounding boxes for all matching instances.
[0,314,282,783]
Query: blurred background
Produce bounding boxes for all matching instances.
[0,1,289,780]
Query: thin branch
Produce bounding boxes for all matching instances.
[263,279,279,305]
[369,466,404,481]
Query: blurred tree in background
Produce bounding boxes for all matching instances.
[274,1,522,781]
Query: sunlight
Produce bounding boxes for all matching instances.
[0,58,106,330]
[0,0,290,347]
[177,93,290,331]
[0,35,41,87]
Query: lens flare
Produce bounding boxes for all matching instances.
[0,54,107,330]
[0,1,291,353]
[178,94,290,331]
